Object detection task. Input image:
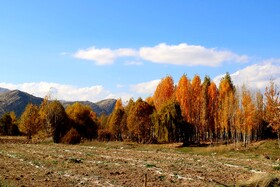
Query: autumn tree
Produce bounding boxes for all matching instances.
[153,76,175,111]
[37,96,52,137]
[153,100,184,143]
[200,76,211,142]
[47,100,69,143]
[265,80,280,148]
[108,99,125,141]
[208,81,219,143]
[254,91,266,140]
[37,97,69,142]
[127,98,154,143]
[19,103,40,139]
[240,86,255,147]
[218,73,236,143]
[176,74,192,123]
[0,112,19,135]
[145,96,154,106]
[191,75,202,142]
[66,102,98,140]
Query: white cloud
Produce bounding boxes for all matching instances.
[213,59,280,91]
[115,48,138,56]
[105,92,133,102]
[139,43,248,66]
[0,82,113,102]
[73,47,137,65]
[74,47,117,65]
[130,79,161,95]
[123,61,143,66]
[73,43,247,66]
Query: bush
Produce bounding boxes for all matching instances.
[62,128,81,144]
[98,129,111,142]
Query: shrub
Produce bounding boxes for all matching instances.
[98,129,111,142]
[62,128,81,144]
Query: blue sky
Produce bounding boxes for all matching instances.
[0,1,280,102]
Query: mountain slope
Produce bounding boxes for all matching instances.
[0,89,116,118]
[0,88,10,94]
[61,99,116,116]
[0,90,43,117]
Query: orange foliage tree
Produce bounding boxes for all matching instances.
[265,80,280,148]
[153,76,175,111]
[175,74,192,123]
[208,81,219,143]
[191,75,202,142]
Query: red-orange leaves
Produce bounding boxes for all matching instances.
[153,76,175,111]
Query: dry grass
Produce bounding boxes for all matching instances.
[237,173,280,187]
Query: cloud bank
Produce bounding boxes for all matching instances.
[139,43,248,66]
[214,59,280,91]
[0,82,111,102]
[0,80,161,102]
[73,43,247,66]
[130,79,161,95]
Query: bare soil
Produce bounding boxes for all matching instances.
[0,137,279,187]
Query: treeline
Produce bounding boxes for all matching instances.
[103,73,280,147]
[0,73,279,147]
[0,100,98,144]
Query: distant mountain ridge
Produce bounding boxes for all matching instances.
[0,88,10,94]
[0,89,116,118]
[60,99,116,116]
[0,90,43,117]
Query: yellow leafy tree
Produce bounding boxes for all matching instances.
[108,99,125,141]
[240,86,255,147]
[265,80,280,148]
[66,102,98,140]
[19,103,40,139]
[218,73,236,143]
[127,98,154,143]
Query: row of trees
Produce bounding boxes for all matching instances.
[0,73,279,147]
[103,73,280,147]
[0,99,99,144]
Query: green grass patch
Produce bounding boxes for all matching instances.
[145,164,156,168]
[158,175,165,181]
[68,157,83,163]
[273,165,280,171]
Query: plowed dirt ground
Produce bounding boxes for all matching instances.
[0,137,279,186]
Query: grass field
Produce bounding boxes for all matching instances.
[0,137,280,186]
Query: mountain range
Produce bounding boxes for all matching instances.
[0,88,116,118]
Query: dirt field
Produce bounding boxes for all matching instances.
[0,137,280,187]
